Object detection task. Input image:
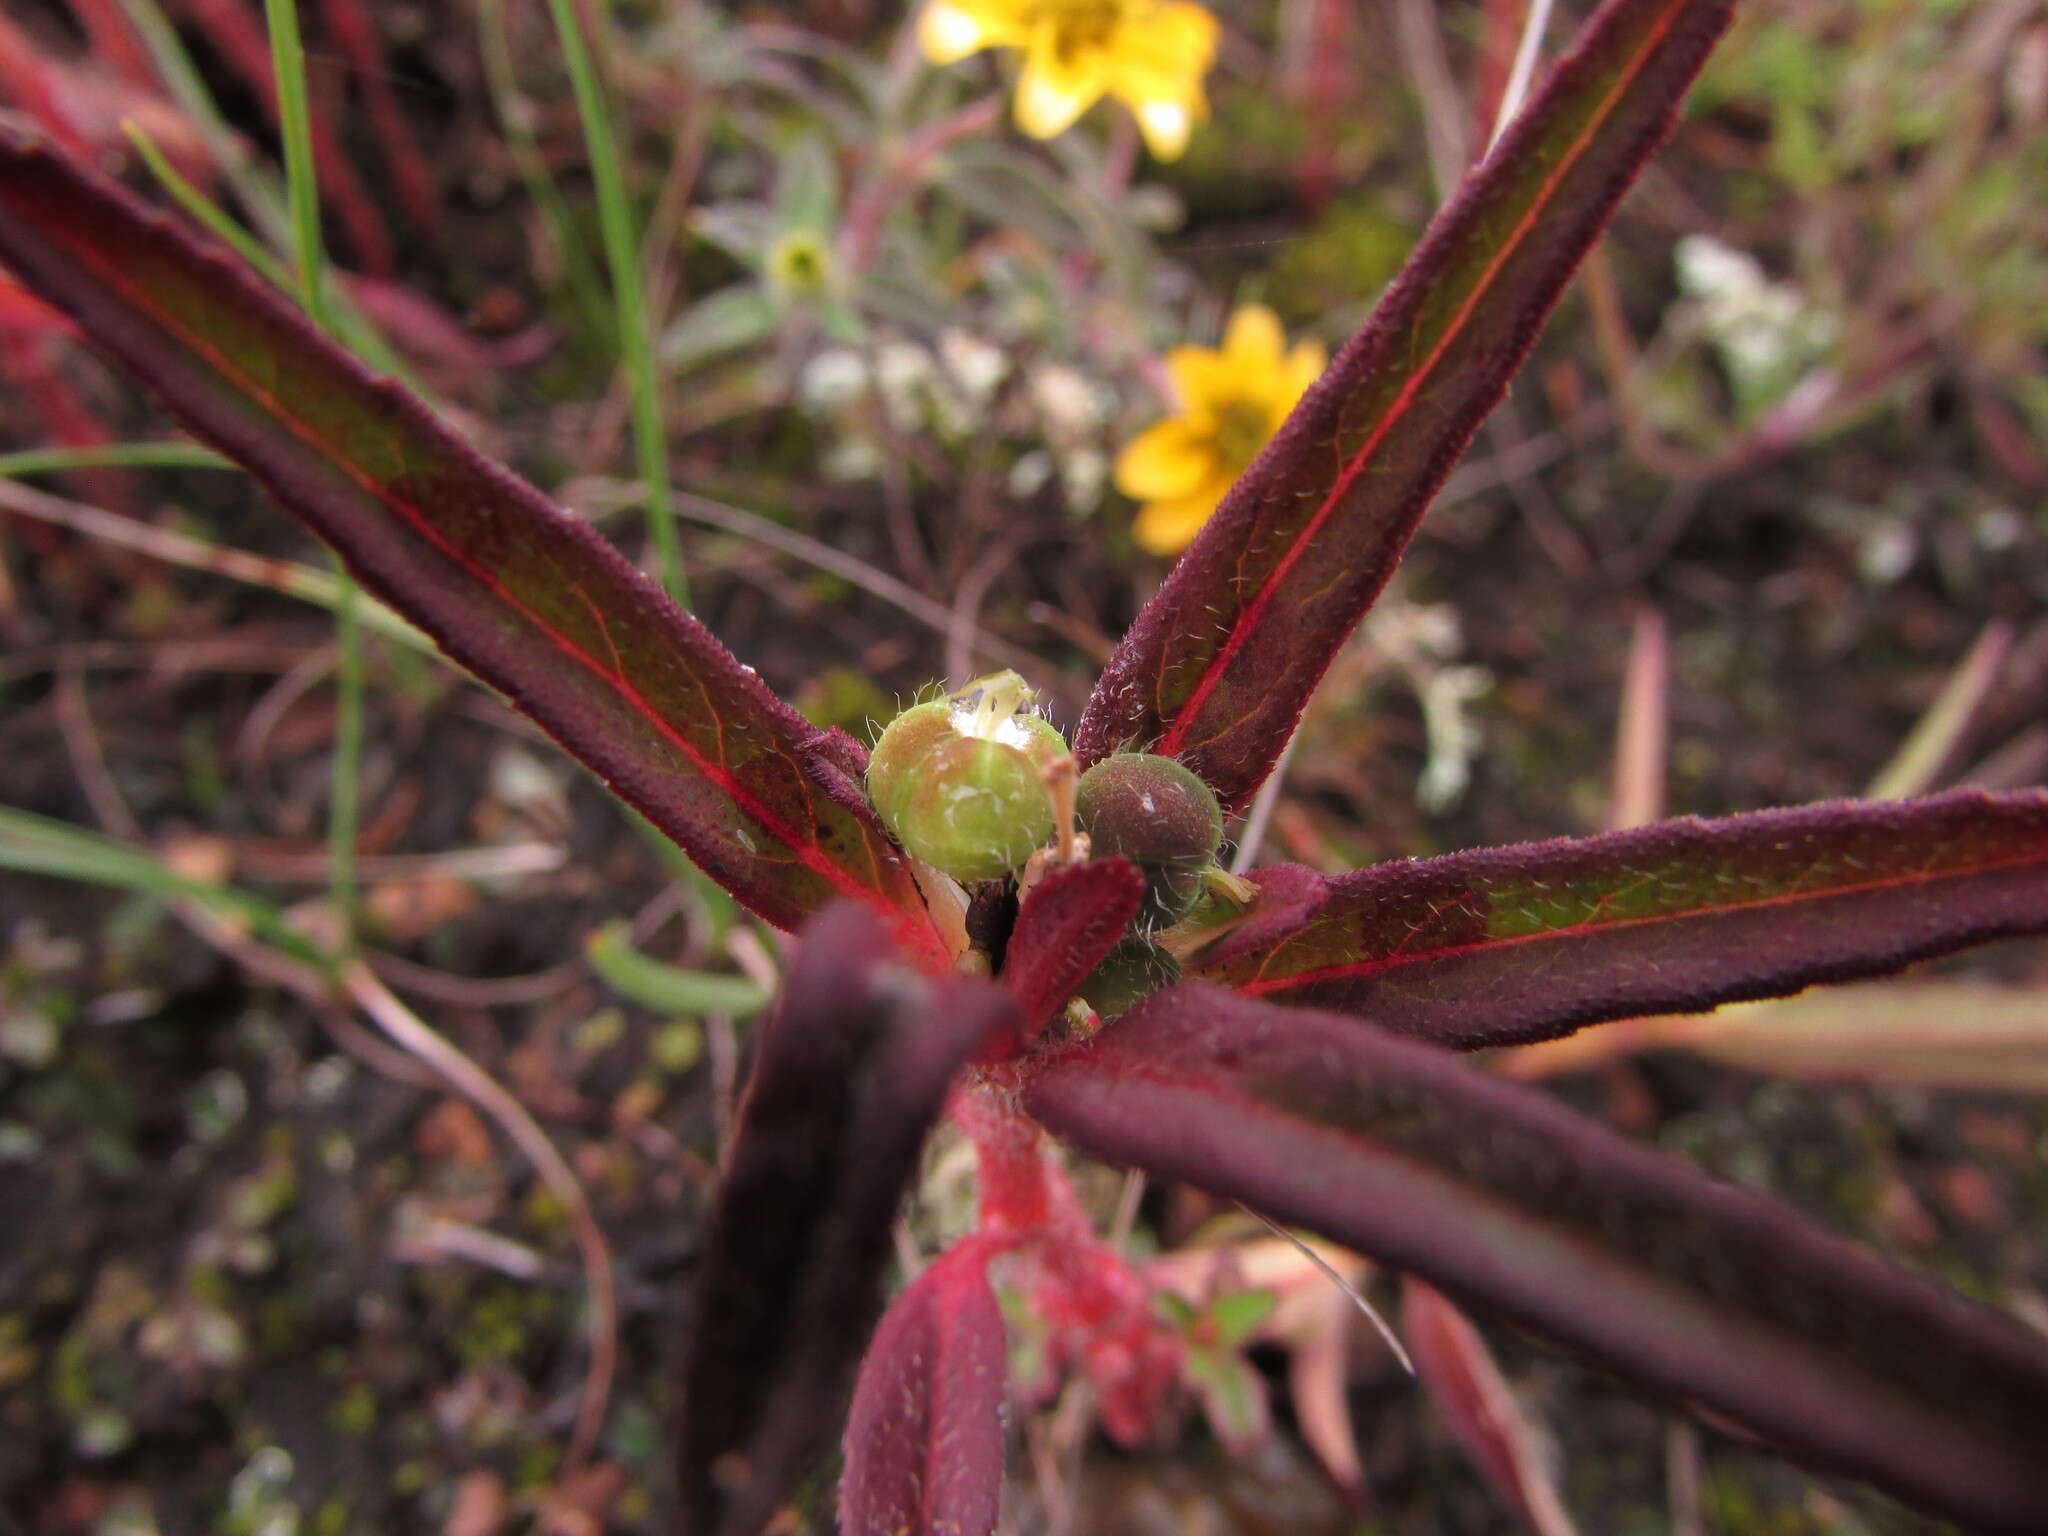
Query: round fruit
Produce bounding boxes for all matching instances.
[1074,753,1223,923]
[866,672,1067,881]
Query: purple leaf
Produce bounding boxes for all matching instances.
[1000,860,1146,1040]
[1024,983,2048,1532]
[675,906,1015,1536]
[0,125,946,963]
[841,1240,1009,1536]
[1077,0,1735,809]
[1190,863,1330,969]
[1199,790,2048,1048]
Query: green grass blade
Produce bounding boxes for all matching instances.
[0,807,330,970]
[476,0,613,346]
[0,442,232,477]
[263,0,360,952]
[537,0,687,605]
[585,919,769,1016]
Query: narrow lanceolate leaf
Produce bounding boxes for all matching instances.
[1403,1279,1576,1536]
[1500,980,2048,1092]
[1076,0,1734,809]
[999,859,1146,1042]
[1024,984,2048,1532]
[1650,981,2048,1093]
[840,1240,1009,1536]
[675,906,1015,1536]
[1199,790,2048,1050]
[0,126,943,962]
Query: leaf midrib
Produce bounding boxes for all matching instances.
[1154,0,1692,763]
[51,216,895,909]
[1233,841,2048,995]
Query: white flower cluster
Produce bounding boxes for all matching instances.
[1674,234,1839,414]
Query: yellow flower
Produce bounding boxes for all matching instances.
[920,0,1219,161]
[1114,305,1326,555]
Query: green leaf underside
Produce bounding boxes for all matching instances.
[0,126,942,962]
[1025,984,2048,1532]
[1200,790,2048,1048]
[1076,0,1735,810]
[675,906,1015,1536]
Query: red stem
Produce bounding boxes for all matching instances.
[952,1075,1182,1442]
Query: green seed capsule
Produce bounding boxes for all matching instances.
[1076,938,1181,1021]
[866,672,1067,882]
[1074,753,1223,924]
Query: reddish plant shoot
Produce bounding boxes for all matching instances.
[5,0,2048,1530]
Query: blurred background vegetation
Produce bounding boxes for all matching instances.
[1,0,2045,1530]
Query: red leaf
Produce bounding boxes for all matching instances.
[0,14,90,157]
[1023,983,2048,1532]
[339,275,556,373]
[60,0,158,90]
[318,0,440,232]
[0,126,946,964]
[1199,790,2048,1049]
[1076,0,1735,809]
[1000,859,1146,1042]
[163,0,394,272]
[841,1241,1008,1536]
[675,906,1016,1536]
[1403,1279,1574,1536]
[0,14,211,178]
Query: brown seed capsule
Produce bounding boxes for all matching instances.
[865,672,1067,882]
[1074,753,1223,924]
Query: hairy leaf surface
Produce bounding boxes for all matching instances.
[840,1241,1008,1536]
[674,906,1014,1536]
[0,126,942,958]
[1200,790,2048,1048]
[1025,984,2048,1531]
[1076,0,1734,808]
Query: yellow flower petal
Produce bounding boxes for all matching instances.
[1134,479,1231,555]
[1014,69,1100,139]
[1165,344,1232,415]
[1103,1,1219,100]
[1222,304,1286,367]
[1131,302,1318,554]
[1285,340,1328,398]
[919,2,999,63]
[1132,98,1195,160]
[1013,17,1108,142]
[1146,1,1222,65]
[1248,339,1327,417]
[1114,418,1214,501]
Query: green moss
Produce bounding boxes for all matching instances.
[455,1287,535,1367]
[328,1381,377,1437]
[1267,199,1417,325]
